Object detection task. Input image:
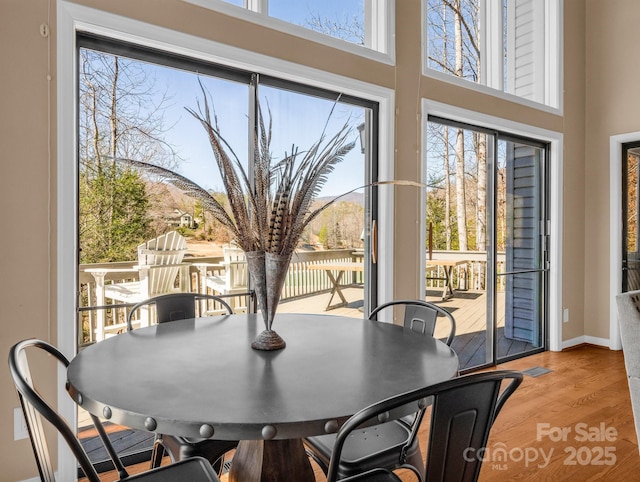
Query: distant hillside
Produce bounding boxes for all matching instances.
[315,191,364,206]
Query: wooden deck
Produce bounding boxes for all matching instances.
[277,286,535,371]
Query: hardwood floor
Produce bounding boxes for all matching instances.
[90,345,640,481]
[476,344,639,481]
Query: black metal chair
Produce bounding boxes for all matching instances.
[369,299,456,346]
[325,370,523,482]
[305,299,457,481]
[8,338,220,482]
[127,292,238,474]
[126,292,234,329]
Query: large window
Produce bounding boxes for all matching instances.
[184,0,393,58]
[424,0,561,109]
[77,34,379,345]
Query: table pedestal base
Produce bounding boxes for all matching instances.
[229,439,315,482]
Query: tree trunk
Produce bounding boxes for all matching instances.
[454,0,468,251]
[444,126,452,250]
[443,3,452,251]
[455,128,467,251]
[476,132,486,251]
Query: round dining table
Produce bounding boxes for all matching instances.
[67,313,459,481]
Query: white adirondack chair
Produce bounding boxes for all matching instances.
[86,231,190,340]
[196,245,249,311]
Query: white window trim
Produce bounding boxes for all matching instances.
[608,132,640,352]
[58,3,394,478]
[480,0,504,90]
[422,0,564,116]
[183,0,396,65]
[421,99,564,354]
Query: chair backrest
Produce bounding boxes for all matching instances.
[127,293,233,329]
[222,244,246,263]
[219,245,248,291]
[8,339,129,482]
[225,260,249,290]
[326,370,523,482]
[137,231,187,266]
[369,299,456,346]
[137,231,188,296]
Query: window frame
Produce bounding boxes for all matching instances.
[57,3,396,480]
[421,98,564,357]
[182,0,396,65]
[422,0,563,115]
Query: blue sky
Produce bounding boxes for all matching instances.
[83,1,368,198]
[156,63,365,197]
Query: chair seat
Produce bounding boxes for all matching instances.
[125,456,220,481]
[306,419,420,477]
[154,434,238,472]
[338,468,401,482]
[104,281,144,300]
[205,275,248,294]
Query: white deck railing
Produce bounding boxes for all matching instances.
[78,248,498,346]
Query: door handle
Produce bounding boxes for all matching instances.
[371,220,377,264]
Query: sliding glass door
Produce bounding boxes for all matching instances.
[426,117,549,372]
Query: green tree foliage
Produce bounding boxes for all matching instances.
[318,225,329,248]
[427,193,459,250]
[79,48,179,263]
[80,164,153,263]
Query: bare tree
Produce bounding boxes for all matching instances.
[78,49,180,262]
[426,0,485,253]
[305,11,365,45]
[475,132,487,251]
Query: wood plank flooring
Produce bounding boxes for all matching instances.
[87,344,640,481]
[476,344,639,481]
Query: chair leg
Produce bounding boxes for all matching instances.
[212,455,225,476]
[305,448,329,475]
[403,449,425,482]
[150,438,166,469]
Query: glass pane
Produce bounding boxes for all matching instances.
[426,121,491,371]
[426,121,547,370]
[268,0,365,46]
[426,0,480,82]
[258,85,368,317]
[496,139,545,357]
[496,141,543,273]
[78,48,251,342]
[426,0,558,108]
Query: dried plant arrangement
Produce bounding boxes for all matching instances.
[117,90,356,350]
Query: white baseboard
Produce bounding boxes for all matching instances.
[18,476,42,482]
[561,335,619,350]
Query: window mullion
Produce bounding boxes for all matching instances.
[481,0,504,91]
[366,0,387,53]
[246,0,266,14]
